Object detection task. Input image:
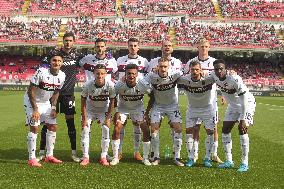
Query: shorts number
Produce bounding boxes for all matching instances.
[174,110,181,118]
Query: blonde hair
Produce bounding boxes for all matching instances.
[198,37,210,45]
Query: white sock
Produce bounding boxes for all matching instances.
[240,134,249,165]
[193,140,199,157]
[133,126,142,152]
[173,132,182,159]
[101,125,110,159]
[222,133,233,162]
[205,134,214,159]
[143,141,151,159]
[112,139,120,159]
[27,132,37,160]
[211,141,218,156]
[185,134,194,159]
[46,130,56,157]
[81,126,90,159]
[151,132,160,159]
[118,127,125,154]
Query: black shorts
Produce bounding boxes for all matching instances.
[56,95,76,115]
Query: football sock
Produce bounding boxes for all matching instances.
[143,141,151,159]
[133,126,142,152]
[185,134,194,159]
[66,118,76,151]
[240,134,249,165]
[46,130,56,157]
[211,141,218,156]
[193,140,199,158]
[151,132,160,159]
[81,126,90,159]
[222,133,233,162]
[112,139,120,159]
[101,125,110,159]
[27,132,37,160]
[173,132,182,159]
[205,134,214,159]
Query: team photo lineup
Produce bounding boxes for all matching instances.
[24,32,256,173]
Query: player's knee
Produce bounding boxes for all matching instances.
[30,126,39,134]
[47,124,57,132]
[238,125,248,135]
[113,112,120,125]
[206,129,214,135]
[186,127,194,134]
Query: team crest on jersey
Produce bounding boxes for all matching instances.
[138,61,141,65]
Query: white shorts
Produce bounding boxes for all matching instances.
[186,106,217,130]
[24,101,56,127]
[224,101,256,126]
[117,106,145,124]
[150,104,182,124]
[86,111,108,127]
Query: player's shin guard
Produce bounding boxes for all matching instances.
[81,126,90,159]
[240,134,249,165]
[151,132,160,158]
[118,127,125,154]
[101,125,110,159]
[46,130,56,157]
[173,132,182,159]
[66,118,76,151]
[40,125,47,151]
[112,139,120,159]
[211,141,218,156]
[27,132,37,160]
[185,134,194,159]
[205,134,214,159]
[133,126,142,152]
[143,141,151,159]
[222,133,233,162]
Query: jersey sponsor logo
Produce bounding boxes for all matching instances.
[152,82,176,91]
[89,95,109,101]
[118,65,145,73]
[63,60,76,66]
[179,83,213,93]
[120,94,144,101]
[216,84,236,94]
[39,81,61,91]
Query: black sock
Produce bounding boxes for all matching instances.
[40,124,47,151]
[66,118,76,151]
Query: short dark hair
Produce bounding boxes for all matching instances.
[49,53,63,62]
[94,64,106,70]
[190,60,201,68]
[213,59,226,66]
[63,32,75,41]
[158,57,169,65]
[128,37,139,44]
[95,38,106,44]
[125,64,138,71]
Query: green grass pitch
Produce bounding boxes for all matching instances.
[0,91,283,188]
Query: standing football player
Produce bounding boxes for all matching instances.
[24,54,65,167]
[212,59,256,172]
[116,38,149,161]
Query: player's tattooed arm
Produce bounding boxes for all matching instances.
[50,90,60,118]
[27,84,40,121]
[81,96,87,128]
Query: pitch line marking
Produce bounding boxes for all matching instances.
[258,102,284,108]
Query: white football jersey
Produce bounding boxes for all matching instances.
[79,54,117,81]
[178,74,215,108]
[147,57,182,73]
[115,79,152,111]
[24,67,65,104]
[81,79,116,112]
[211,72,255,110]
[116,55,148,79]
[145,71,181,106]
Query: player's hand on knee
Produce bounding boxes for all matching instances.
[32,110,40,122]
[50,109,57,119]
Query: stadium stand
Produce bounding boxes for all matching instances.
[0,0,23,15]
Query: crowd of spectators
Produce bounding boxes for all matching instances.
[219,0,284,20]
[0,16,61,41]
[175,20,282,48]
[120,0,215,18]
[0,16,282,49]
[0,0,24,14]
[28,0,116,17]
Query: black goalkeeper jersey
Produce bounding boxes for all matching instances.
[42,48,83,95]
